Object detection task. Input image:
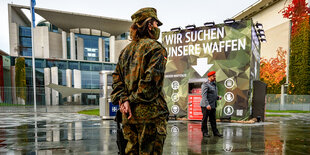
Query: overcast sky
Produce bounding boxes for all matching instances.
[0,0,258,54]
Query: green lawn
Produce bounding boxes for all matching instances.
[78,109,100,116]
[266,114,291,117]
[266,110,310,113]
[0,103,32,106]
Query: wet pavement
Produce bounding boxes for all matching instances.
[0,111,310,155]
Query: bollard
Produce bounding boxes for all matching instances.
[99,71,114,120]
[280,84,285,111]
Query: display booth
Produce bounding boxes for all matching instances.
[162,19,262,120]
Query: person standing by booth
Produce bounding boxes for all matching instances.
[200,71,223,137]
[111,7,169,154]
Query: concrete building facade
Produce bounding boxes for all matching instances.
[233,0,293,59]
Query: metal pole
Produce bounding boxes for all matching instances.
[280,85,284,110]
[30,0,36,112]
[103,72,108,117]
[286,21,292,85]
[35,112,38,153]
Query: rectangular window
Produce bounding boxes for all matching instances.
[20,37,32,47]
[19,26,31,37]
[21,48,32,56]
[76,34,103,61]
[81,71,100,89]
[25,59,32,67]
[35,59,45,68]
[46,60,56,68]
[80,62,91,71]
[92,63,102,71]
[103,64,113,70]
[69,61,79,70]
[67,38,71,59]
[57,61,67,69]
[104,38,110,62]
[19,26,32,56]
[58,69,66,86]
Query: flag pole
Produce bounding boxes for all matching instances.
[30,0,36,112]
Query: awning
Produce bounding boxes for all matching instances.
[46,83,112,98]
[10,4,132,36]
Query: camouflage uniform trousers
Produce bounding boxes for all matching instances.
[122,120,167,155]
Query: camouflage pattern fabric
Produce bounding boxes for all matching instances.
[131,7,162,26]
[123,120,167,155]
[111,38,169,124]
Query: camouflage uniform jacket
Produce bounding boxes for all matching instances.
[111,38,169,124]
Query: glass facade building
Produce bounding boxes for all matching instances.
[18,26,112,63]
[10,57,116,105]
[7,4,132,107]
[15,25,117,105]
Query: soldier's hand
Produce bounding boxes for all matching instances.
[123,101,132,119]
[207,105,211,110]
[119,101,125,114]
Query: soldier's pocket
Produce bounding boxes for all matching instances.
[156,121,167,136]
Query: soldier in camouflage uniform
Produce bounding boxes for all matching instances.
[111,7,169,155]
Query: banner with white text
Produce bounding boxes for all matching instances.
[162,20,259,120]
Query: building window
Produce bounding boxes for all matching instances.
[75,34,109,62]
[104,38,110,62]
[20,26,31,37]
[103,64,113,70]
[58,69,66,86]
[80,62,91,71]
[69,61,79,70]
[35,59,45,68]
[81,71,100,89]
[57,61,67,69]
[67,38,71,59]
[19,26,32,56]
[25,59,32,67]
[47,60,57,68]
[20,37,32,47]
[92,63,102,71]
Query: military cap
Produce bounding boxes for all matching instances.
[131,7,163,26]
[207,71,216,77]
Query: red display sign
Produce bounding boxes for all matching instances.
[188,95,203,120]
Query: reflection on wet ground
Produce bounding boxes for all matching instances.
[0,112,310,154]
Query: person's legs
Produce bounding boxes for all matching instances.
[123,124,139,155]
[152,120,167,155]
[201,107,209,135]
[209,109,222,137]
[135,121,167,155]
[209,108,219,134]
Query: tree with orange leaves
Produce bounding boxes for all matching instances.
[260,48,287,94]
[281,0,310,94]
[280,0,309,36]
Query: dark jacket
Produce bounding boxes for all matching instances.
[200,79,219,109]
[111,38,169,124]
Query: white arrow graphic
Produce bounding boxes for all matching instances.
[191,58,213,77]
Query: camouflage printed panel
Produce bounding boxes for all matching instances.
[162,20,257,120]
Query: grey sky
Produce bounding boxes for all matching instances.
[0,0,258,53]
